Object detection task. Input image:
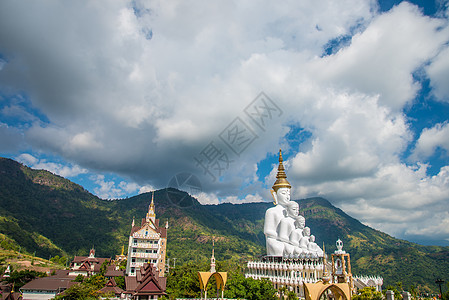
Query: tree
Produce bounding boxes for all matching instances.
[53,283,98,300]
[5,269,47,290]
[384,284,403,300]
[84,274,106,289]
[115,276,125,290]
[99,260,109,276]
[224,272,276,300]
[353,287,383,300]
[279,285,288,299]
[442,283,449,300]
[74,274,84,282]
[287,290,298,300]
[409,285,417,299]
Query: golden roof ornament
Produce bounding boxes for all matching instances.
[272,149,291,192]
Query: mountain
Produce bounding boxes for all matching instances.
[0,157,448,292]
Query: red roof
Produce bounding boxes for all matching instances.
[125,263,166,296]
[20,277,78,292]
[99,278,124,296]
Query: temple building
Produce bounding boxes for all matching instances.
[69,248,110,277]
[126,192,168,278]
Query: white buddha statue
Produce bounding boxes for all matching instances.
[307,235,323,256]
[264,149,292,256]
[278,201,299,256]
[289,215,305,256]
[299,226,311,252]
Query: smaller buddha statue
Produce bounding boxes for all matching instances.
[298,226,311,252]
[290,215,305,256]
[307,235,323,256]
[277,201,299,256]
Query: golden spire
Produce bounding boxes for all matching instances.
[272,149,291,192]
[322,243,331,283]
[121,245,124,256]
[145,192,156,225]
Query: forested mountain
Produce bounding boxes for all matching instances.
[0,157,448,292]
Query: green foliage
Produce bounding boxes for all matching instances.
[224,272,276,300]
[84,274,107,290]
[5,269,47,290]
[287,290,299,300]
[166,261,203,298]
[99,260,109,276]
[353,287,383,300]
[55,274,107,299]
[53,282,99,300]
[115,276,125,290]
[384,282,404,300]
[119,259,127,270]
[219,263,276,300]
[50,255,68,266]
[442,283,449,300]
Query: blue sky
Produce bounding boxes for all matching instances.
[1,0,449,246]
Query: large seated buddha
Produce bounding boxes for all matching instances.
[263,149,322,257]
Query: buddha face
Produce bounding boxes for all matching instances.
[287,202,299,218]
[295,216,305,229]
[303,227,310,237]
[276,187,290,206]
[310,235,315,242]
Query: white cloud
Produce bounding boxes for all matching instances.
[0,0,449,244]
[427,45,449,102]
[138,185,155,194]
[411,122,449,160]
[92,174,150,199]
[194,191,263,205]
[16,153,88,178]
[309,2,449,111]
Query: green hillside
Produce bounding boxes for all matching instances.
[0,157,448,292]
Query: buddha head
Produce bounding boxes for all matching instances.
[285,201,299,218]
[303,227,311,237]
[310,235,315,243]
[271,149,291,206]
[295,215,305,229]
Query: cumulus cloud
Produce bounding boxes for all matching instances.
[309,2,449,111]
[16,153,88,178]
[91,174,153,199]
[427,45,449,102]
[411,122,449,160]
[0,0,449,244]
[194,191,263,205]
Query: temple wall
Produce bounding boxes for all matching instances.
[245,258,324,297]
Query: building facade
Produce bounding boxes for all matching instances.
[126,193,168,277]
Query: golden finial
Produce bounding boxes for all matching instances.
[146,192,156,221]
[271,149,291,192]
[322,243,331,283]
